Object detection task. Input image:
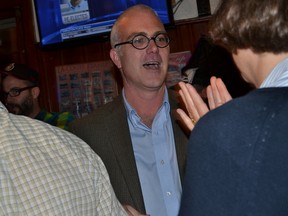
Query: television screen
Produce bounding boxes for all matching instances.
[33,0,174,47]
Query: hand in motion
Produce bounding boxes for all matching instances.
[176,76,232,132]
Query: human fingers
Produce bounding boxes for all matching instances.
[178,82,209,123]
[215,77,232,102]
[207,76,231,110]
[209,76,223,108]
[178,82,198,121]
[206,85,215,109]
[185,83,209,118]
[175,108,195,132]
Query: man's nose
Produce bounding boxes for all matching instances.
[146,39,159,53]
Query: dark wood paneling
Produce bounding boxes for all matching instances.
[169,17,210,53]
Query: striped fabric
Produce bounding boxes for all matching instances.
[260,58,288,88]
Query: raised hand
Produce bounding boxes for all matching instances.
[176,76,232,132]
[206,76,232,110]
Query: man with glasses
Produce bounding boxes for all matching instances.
[1,63,75,130]
[69,4,188,216]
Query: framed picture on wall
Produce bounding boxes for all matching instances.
[166,50,192,87]
[55,60,118,118]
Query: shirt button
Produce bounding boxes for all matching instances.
[166,192,171,196]
[161,160,164,165]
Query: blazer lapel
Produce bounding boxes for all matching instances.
[106,96,145,211]
[168,89,188,182]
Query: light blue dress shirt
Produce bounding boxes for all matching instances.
[123,88,182,216]
[260,58,288,88]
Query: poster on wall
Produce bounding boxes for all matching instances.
[55,60,118,118]
[166,50,192,87]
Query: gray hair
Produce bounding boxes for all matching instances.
[110,4,160,48]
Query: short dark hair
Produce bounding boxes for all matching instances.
[209,0,288,54]
[1,63,39,86]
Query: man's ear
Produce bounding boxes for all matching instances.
[31,86,40,99]
[110,48,122,69]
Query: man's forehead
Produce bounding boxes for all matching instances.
[118,19,164,38]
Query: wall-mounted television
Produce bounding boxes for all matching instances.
[33,0,174,48]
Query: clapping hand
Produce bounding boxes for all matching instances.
[176,76,232,132]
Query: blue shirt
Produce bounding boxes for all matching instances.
[260,58,288,88]
[123,88,182,216]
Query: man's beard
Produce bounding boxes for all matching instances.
[6,96,34,117]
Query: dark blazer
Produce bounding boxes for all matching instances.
[69,90,188,214]
[179,87,288,216]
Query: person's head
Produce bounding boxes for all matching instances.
[70,0,82,7]
[1,63,41,117]
[209,0,288,54]
[109,4,170,93]
[209,0,288,86]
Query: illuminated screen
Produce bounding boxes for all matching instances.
[34,0,174,47]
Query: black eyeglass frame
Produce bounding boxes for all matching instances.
[114,32,170,50]
[3,85,36,98]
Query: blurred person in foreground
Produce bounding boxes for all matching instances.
[178,0,288,215]
[0,100,145,215]
[69,4,188,216]
[1,63,75,130]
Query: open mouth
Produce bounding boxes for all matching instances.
[143,61,160,70]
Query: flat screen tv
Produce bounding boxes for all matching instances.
[33,0,174,48]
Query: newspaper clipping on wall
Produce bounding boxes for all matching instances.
[56,60,118,118]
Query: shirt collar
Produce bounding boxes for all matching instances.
[260,57,288,88]
[122,87,170,123]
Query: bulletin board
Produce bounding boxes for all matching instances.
[55,60,118,118]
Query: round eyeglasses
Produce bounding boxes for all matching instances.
[114,33,170,50]
[3,86,36,98]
